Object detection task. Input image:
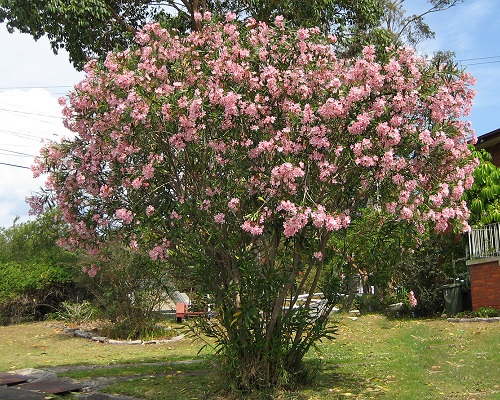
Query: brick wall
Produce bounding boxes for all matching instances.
[468,258,500,310]
[488,142,500,168]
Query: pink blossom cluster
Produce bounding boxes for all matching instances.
[408,290,418,307]
[149,238,170,260]
[29,14,477,260]
[276,200,350,237]
[82,264,99,277]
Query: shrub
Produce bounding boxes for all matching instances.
[79,241,172,340]
[54,300,96,326]
[475,307,500,318]
[0,261,81,324]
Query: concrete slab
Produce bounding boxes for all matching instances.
[0,386,48,399]
[18,379,84,394]
[0,371,30,385]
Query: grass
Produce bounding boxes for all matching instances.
[309,315,500,399]
[0,321,210,370]
[0,315,499,399]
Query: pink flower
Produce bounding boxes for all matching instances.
[115,208,134,224]
[193,12,202,22]
[325,215,341,231]
[228,198,240,211]
[400,207,413,220]
[142,164,155,179]
[76,172,85,184]
[149,238,170,260]
[241,220,264,235]
[100,185,113,198]
[225,12,236,22]
[170,210,182,220]
[132,177,143,189]
[274,15,285,29]
[385,202,397,214]
[270,162,305,194]
[283,212,309,237]
[82,264,99,278]
[276,200,297,214]
[408,290,417,307]
[146,205,155,216]
[129,240,139,252]
[214,213,226,224]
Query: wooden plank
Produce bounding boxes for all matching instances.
[0,372,30,386]
[18,380,84,394]
[0,386,48,399]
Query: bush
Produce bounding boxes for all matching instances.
[0,261,81,324]
[53,300,96,326]
[0,211,84,325]
[80,241,172,340]
[476,307,500,318]
[456,307,500,319]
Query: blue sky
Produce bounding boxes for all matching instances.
[406,0,500,136]
[0,0,498,227]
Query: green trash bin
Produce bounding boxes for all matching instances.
[442,283,463,317]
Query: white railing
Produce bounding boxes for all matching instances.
[468,222,500,259]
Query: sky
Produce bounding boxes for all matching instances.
[0,0,499,228]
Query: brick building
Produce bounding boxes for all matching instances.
[466,128,500,311]
[475,128,500,167]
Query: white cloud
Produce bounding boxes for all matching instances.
[0,25,84,227]
[0,24,84,91]
[0,89,72,227]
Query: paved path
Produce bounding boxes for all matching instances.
[0,384,140,399]
[0,360,204,399]
[0,386,49,400]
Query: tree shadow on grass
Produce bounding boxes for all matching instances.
[290,360,387,399]
[75,360,386,400]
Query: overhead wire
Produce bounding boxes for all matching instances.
[457,55,500,67]
[0,148,36,157]
[0,85,73,90]
[0,128,58,141]
[0,161,31,170]
[458,55,500,62]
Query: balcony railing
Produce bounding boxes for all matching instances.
[468,222,500,259]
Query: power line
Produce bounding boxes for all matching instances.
[461,60,500,67]
[0,85,74,90]
[458,55,500,62]
[0,148,36,157]
[0,107,63,120]
[0,142,40,148]
[0,128,58,141]
[0,91,70,97]
[0,99,63,116]
[0,161,31,170]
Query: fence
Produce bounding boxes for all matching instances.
[468,222,500,259]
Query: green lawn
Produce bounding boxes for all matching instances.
[0,315,498,399]
[309,315,500,399]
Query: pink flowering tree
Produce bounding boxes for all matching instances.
[30,13,476,390]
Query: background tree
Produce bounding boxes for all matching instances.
[0,0,383,70]
[464,148,500,226]
[0,210,82,324]
[79,239,174,339]
[30,15,476,390]
[325,208,413,310]
[392,230,468,317]
[380,0,465,47]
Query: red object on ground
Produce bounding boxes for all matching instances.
[175,302,205,322]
